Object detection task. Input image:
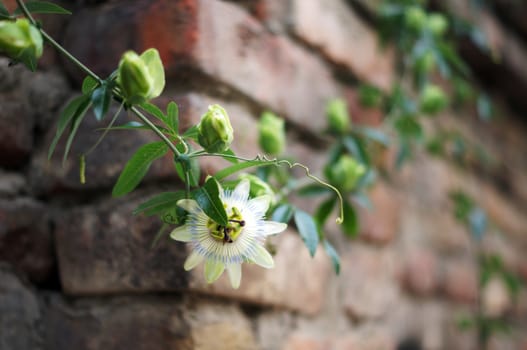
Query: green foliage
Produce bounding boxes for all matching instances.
[13,1,71,15]
[294,209,319,257]
[192,177,228,226]
[112,141,169,196]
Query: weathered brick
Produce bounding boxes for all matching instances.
[63,0,341,133]
[291,0,394,90]
[29,105,174,195]
[282,333,330,350]
[188,230,332,315]
[0,170,26,197]
[359,182,400,245]
[0,198,54,284]
[54,192,189,294]
[341,244,400,320]
[333,328,396,350]
[0,93,33,168]
[442,261,478,304]
[0,267,43,350]
[401,249,439,296]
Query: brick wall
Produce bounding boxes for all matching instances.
[1,0,527,349]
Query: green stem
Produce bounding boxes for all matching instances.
[16,0,181,157]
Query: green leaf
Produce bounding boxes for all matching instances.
[476,94,493,121]
[82,76,99,94]
[166,101,179,134]
[218,148,238,164]
[323,240,340,274]
[17,47,37,71]
[48,95,89,160]
[91,84,111,121]
[139,102,166,124]
[112,141,169,196]
[294,209,319,257]
[357,127,390,147]
[213,159,273,181]
[395,115,422,140]
[342,199,359,237]
[13,1,71,15]
[315,196,336,228]
[271,203,294,223]
[192,177,228,226]
[297,184,331,197]
[343,136,369,165]
[134,191,186,216]
[182,125,199,140]
[62,98,92,165]
[174,151,200,188]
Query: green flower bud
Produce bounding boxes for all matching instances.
[238,173,275,200]
[404,6,427,31]
[421,84,448,115]
[415,50,435,74]
[117,48,165,104]
[258,112,285,156]
[198,104,234,153]
[426,13,448,37]
[326,98,350,134]
[0,19,43,61]
[326,155,366,192]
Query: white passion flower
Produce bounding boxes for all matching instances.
[170,179,287,289]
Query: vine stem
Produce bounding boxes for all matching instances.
[191,152,345,224]
[15,0,181,157]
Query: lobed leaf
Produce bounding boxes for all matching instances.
[112,141,169,196]
[82,76,99,94]
[13,1,71,15]
[166,101,179,134]
[192,177,228,226]
[139,102,166,125]
[294,209,319,257]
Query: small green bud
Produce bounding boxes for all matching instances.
[0,19,43,62]
[238,173,275,200]
[421,84,448,115]
[326,98,350,134]
[117,48,165,104]
[258,112,286,156]
[415,50,435,74]
[426,13,448,37]
[198,104,234,153]
[404,6,427,31]
[326,155,366,192]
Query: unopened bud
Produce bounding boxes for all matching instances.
[0,19,43,63]
[426,13,448,37]
[404,6,427,31]
[258,112,285,156]
[238,173,275,200]
[198,104,234,153]
[326,98,350,134]
[117,48,165,104]
[421,84,448,115]
[326,155,366,192]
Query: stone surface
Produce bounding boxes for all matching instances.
[0,95,33,168]
[401,249,439,296]
[359,182,400,245]
[63,0,341,133]
[0,267,43,350]
[0,198,54,284]
[0,170,27,197]
[442,261,478,303]
[54,192,189,294]
[188,230,332,315]
[291,0,394,90]
[341,245,400,320]
[29,106,175,195]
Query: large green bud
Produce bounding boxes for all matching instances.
[421,84,448,115]
[0,19,43,63]
[258,112,285,156]
[198,104,234,153]
[326,98,350,134]
[404,6,427,32]
[326,155,366,192]
[238,173,275,200]
[117,48,165,105]
[426,13,448,37]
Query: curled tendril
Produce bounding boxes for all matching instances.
[193,152,344,225]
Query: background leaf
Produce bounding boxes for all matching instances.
[192,177,228,226]
[134,191,185,216]
[315,196,336,228]
[166,101,179,134]
[323,240,340,274]
[271,203,294,223]
[14,1,71,15]
[82,76,99,94]
[341,199,359,237]
[112,142,168,196]
[294,209,319,257]
[91,84,111,121]
[140,102,166,124]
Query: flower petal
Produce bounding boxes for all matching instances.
[170,225,192,242]
[232,179,250,201]
[204,259,225,283]
[183,251,204,271]
[247,195,271,216]
[251,245,274,268]
[227,263,242,289]
[261,221,287,236]
[177,199,200,213]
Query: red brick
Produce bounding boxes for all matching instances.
[401,249,439,296]
[63,0,341,133]
[291,0,394,91]
[442,261,478,303]
[359,182,400,245]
